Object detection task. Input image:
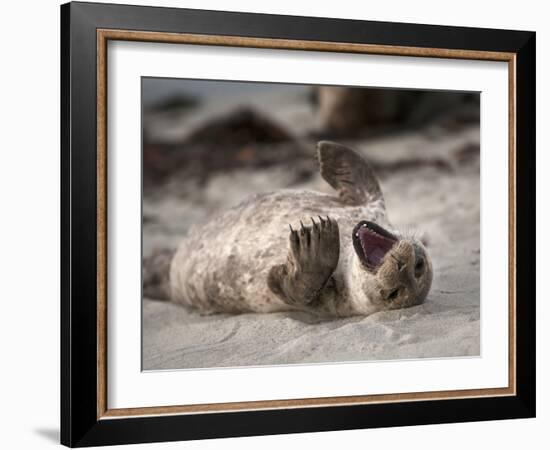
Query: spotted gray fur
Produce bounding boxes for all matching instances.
[169,141,433,317]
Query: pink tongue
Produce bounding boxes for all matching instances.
[358,227,396,267]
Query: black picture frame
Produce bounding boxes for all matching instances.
[61,1,535,447]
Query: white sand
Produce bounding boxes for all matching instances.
[142,124,480,370]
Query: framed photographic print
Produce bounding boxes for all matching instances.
[60,1,535,447]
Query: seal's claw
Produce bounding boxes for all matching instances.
[271,214,341,307]
[289,225,299,249]
[288,216,339,271]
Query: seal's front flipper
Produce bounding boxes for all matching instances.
[317,140,383,207]
[268,216,340,307]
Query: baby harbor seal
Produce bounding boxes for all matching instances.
[144,141,433,317]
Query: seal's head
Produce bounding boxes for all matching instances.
[349,221,433,313]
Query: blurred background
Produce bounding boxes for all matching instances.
[142,78,480,256]
[142,78,482,369]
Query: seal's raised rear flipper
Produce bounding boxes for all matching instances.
[317,141,384,207]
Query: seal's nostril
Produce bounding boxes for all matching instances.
[387,288,399,301]
[390,254,405,271]
[399,267,417,294]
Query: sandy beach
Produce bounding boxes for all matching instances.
[142,83,480,370]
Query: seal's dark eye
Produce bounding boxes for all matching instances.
[388,289,399,301]
[415,258,425,277]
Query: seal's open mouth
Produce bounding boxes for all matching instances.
[352,221,398,271]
